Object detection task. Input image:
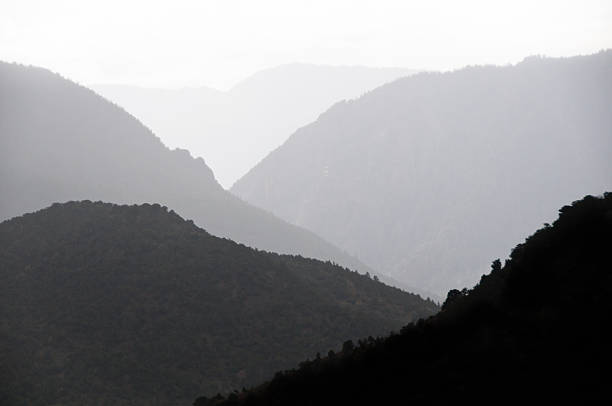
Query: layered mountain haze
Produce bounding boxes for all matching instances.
[232,51,612,296]
[0,61,377,277]
[3,1,611,405]
[92,64,415,187]
[0,201,438,405]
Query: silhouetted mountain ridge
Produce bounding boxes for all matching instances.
[0,201,438,406]
[203,192,612,405]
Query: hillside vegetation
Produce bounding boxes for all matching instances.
[0,201,437,405]
[205,192,612,405]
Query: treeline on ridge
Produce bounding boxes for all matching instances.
[199,192,612,405]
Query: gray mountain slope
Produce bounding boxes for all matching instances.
[0,61,371,275]
[232,51,612,296]
[92,64,415,187]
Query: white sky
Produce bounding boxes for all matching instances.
[1,0,611,90]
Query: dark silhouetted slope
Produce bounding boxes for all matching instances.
[206,192,612,405]
[232,51,612,296]
[0,201,437,406]
[0,61,373,276]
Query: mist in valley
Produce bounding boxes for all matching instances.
[92,64,415,188]
[1,1,611,405]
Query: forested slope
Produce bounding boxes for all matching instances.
[206,192,612,405]
[0,201,437,405]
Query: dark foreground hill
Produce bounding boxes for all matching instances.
[0,201,437,406]
[0,60,373,280]
[205,193,612,405]
[232,51,612,296]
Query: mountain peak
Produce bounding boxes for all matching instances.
[231,50,612,296]
[1,59,387,286]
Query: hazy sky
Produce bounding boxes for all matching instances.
[2,0,611,90]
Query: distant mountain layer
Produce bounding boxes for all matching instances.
[205,193,612,405]
[0,201,438,406]
[92,64,415,187]
[232,51,612,296]
[0,61,374,276]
